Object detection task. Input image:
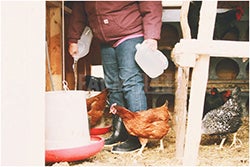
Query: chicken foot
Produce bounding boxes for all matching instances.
[229,132,242,148]
[217,133,242,149]
[136,138,148,157]
[137,144,146,157]
[135,138,165,157]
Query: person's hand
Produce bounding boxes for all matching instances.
[142,39,158,50]
[68,43,78,57]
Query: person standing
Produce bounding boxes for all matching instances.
[68,1,162,153]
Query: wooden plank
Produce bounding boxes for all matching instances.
[179,1,191,39]
[183,1,218,165]
[162,1,184,7]
[46,1,72,14]
[175,39,249,58]
[174,67,189,158]
[47,7,62,91]
[174,0,190,159]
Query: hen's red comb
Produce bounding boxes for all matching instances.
[236,6,244,21]
[224,90,231,97]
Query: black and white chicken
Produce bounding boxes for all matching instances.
[201,86,243,149]
[188,1,244,39]
[203,87,231,118]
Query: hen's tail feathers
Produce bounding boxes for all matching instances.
[164,100,169,108]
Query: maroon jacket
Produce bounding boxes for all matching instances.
[67,1,162,46]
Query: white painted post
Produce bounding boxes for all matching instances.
[183,1,218,165]
[1,1,45,165]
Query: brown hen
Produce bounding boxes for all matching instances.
[86,88,108,127]
[110,100,171,155]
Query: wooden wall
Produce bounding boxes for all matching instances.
[46,1,102,91]
[46,2,63,91]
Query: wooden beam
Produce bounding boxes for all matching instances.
[174,39,249,59]
[174,67,189,158]
[46,1,72,14]
[174,0,190,159]
[46,7,62,91]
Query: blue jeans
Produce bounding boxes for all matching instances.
[101,37,147,112]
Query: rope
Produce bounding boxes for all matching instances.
[62,0,66,84]
[73,60,78,90]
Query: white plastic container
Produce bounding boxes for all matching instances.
[45,91,90,150]
[135,43,168,78]
[74,26,93,61]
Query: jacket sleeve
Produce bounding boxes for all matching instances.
[138,1,162,40]
[67,1,87,43]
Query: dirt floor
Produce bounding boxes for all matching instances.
[50,113,249,166]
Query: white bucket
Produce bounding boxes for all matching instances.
[45,91,90,150]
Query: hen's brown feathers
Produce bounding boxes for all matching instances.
[111,100,171,139]
[87,89,108,127]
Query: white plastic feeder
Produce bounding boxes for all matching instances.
[45,90,90,150]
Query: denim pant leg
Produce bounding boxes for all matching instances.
[116,37,147,112]
[101,44,125,107]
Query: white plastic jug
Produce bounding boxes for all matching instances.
[74,26,93,61]
[135,43,168,78]
[45,91,90,150]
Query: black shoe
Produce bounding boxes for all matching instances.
[104,116,128,146]
[111,135,141,153]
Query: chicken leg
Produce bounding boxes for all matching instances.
[137,143,146,156]
[137,138,148,156]
[158,139,164,152]
[217,137,227,149]
[229,132,242,148]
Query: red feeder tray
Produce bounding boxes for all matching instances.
[90,125,112,135]
[45,136,104,163]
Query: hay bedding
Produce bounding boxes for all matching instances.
[51,116,249,166]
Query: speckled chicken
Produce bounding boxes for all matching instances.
[86,88,108,127]
[203,87,231,118]
[110,100,171,155]
[201,86,243,149]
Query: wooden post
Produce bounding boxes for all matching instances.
[172,0,249,165]
[174,67,189,158]
[174,1,190,159]
[2,1,45,165]
[183,1,217,165]
[46,4,62,91]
